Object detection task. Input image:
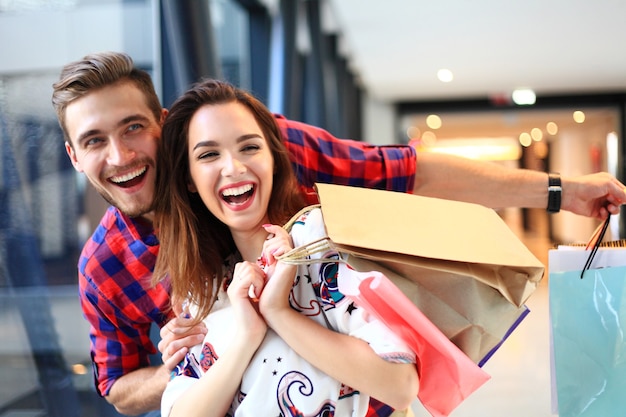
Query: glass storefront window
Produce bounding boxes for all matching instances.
[211,0,250,89]
[1,1,157,415]
[0,0,254,415]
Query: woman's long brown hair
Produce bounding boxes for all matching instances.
[153,79,306,321]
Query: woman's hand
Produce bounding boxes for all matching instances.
[259,224,293,268]
[257,224,297,317]
[228,261,268,345]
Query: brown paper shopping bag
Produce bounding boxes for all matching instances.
[287,183,545,364]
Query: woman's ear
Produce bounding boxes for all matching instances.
[187,180,197,193]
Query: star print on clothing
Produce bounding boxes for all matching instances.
[346,302,357,315]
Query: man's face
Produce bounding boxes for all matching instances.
[64,81,165,219]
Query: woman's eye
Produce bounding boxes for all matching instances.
[198,150,219,160]
[241,144,260,153]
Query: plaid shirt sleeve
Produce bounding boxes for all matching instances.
[79,207,171,396]
[274,115,416,204]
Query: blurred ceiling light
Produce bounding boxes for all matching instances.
[519,132,532,147]
[512,89,536,105]
[573,110,586,123]
[421,131,437,145]
[426,114,442,129]
[530,128,543,141]
[546,122,558,135]
[423,137,521,161]
[72,363,88,375]
[406,126,421,139]
[437,69,454,83]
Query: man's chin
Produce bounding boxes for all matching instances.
[90,183,153,219]
[118,203,153,219]
[103,195,151,219]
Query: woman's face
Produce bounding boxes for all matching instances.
[187,101,274,233]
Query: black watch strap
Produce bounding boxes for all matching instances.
[547,173,562,213]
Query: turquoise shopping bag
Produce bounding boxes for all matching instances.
[549,262,626,417]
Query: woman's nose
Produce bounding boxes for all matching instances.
[221,155,246,177]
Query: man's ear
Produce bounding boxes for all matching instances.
[160,108,169,126]
[65,141,83,172]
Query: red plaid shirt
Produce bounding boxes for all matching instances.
[276,115,416,204]
[79,115,416,398]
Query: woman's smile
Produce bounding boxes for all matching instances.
[219,181,257,211]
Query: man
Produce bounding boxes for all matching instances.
[52,51,626,416]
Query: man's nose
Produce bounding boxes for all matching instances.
[107,138,135,165]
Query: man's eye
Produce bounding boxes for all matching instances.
[85,137,104,147]
[127,123,143,132]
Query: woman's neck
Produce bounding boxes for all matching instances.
[231,227,270,263]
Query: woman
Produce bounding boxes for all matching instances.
[153,79,418,417]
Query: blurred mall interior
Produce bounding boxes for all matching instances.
[0,0,624,416]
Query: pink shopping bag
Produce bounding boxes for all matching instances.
[338,264,491,417]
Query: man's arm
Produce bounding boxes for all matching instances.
[413,151,545,208]
[275,115,416,202]
[275,114,625,218]
[103,313,206,415]
[106,366,169,415]
[414,151,626,219]
[106,349,187,416]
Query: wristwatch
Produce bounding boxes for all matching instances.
[547,173,562,213]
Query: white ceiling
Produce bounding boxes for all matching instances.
[326,0,626,103]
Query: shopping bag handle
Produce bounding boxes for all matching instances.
[581,214,611,279]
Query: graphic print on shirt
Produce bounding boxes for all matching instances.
[277,370,335,417]
[173,351,201,379]
[172,342,219,379]
[289,252,344,318]
[315,255,344,307]
[199,342,219,371]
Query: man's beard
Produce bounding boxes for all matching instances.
[91,182,152,218]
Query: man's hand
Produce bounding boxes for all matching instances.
[562,172,626,219]
[158,315,207,364]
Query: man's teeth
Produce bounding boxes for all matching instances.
[111,166,146,183]
[222,184,253,197]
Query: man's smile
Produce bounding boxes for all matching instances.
[108,165,148,188]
